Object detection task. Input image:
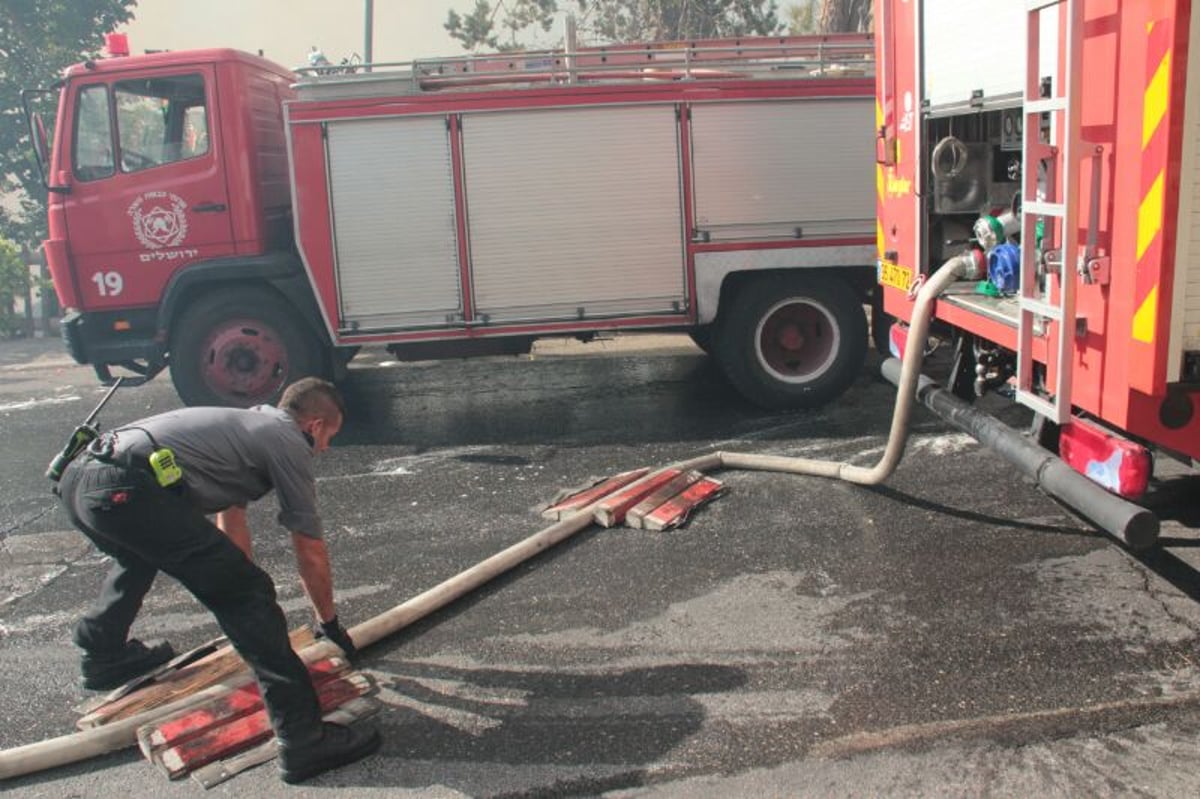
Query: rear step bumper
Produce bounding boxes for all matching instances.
[881,357,1159,550]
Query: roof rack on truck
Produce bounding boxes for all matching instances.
[293,33,874,99]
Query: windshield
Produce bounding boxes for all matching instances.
[71,72,210,180]
[114,73,209,172]
[73,84,115,181]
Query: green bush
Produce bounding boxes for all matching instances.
[0,237,31,339]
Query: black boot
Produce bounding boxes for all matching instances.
[277,722,381,784]
[80,639,175,691]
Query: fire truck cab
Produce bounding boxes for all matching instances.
[35,49,318,403]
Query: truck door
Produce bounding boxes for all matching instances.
[62,66,234,312]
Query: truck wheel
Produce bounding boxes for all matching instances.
[714,275,867,410]
[170,288,325,407]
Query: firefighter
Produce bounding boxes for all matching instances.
[56,377,380,783]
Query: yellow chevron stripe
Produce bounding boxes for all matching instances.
[1133,285,1158,343]
[876,99,883,130]
[1137,170,1165,260]
[1143,50,1171,148]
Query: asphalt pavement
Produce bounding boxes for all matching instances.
[1,333,1199,798]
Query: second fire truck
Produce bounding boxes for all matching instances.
[27,33,877,410]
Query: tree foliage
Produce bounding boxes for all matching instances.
[817,0,871,33]
[446,0,784,52]
[0,0,136,244]
[446,0,557,51]
[0,235,28,337]
[785,0,817,34]
[788,1,871,34]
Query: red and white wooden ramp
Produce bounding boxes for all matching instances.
[542,467,725,530]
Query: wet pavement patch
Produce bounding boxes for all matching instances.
[1,530,90,607]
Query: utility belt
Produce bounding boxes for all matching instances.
[86,433,184,490]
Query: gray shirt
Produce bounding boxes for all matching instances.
[111,405,324,538]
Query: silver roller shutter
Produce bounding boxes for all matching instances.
[690,99,874,243]
[461,105,686,323]
[327,116,462,329]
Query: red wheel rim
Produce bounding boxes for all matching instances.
[198,317,289,404]
[754,299,839,384]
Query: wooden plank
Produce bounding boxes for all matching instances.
[540,468,650,520]
[593,468,681,528]
[625,471,703,529]
[156,673,371,779]
[76,637,228,717]
[189,697,380,789]
[136,658,347,758]
[77,646,237,730]
[642,476,724,531]
[78,627,315,730]
[155,673,374,779]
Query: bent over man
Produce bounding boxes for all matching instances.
[56,377,379,783]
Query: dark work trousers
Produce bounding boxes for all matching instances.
[58,454,322,744]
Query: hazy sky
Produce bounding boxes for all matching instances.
[116,0,514,68]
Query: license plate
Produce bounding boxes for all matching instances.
[879,261,913,292]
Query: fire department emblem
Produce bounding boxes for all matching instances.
[128,191,189,250]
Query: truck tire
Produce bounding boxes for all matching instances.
[713,274,867,410]
[169,287,326,407]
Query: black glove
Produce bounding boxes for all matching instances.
[317,615,358,660]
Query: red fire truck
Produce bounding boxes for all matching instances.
[25,34,877,409]
[874,0,1199,521]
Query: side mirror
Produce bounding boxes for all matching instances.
[32,112,50,169]
[21,87,70,194]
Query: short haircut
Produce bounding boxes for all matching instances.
[280,377,345,424]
